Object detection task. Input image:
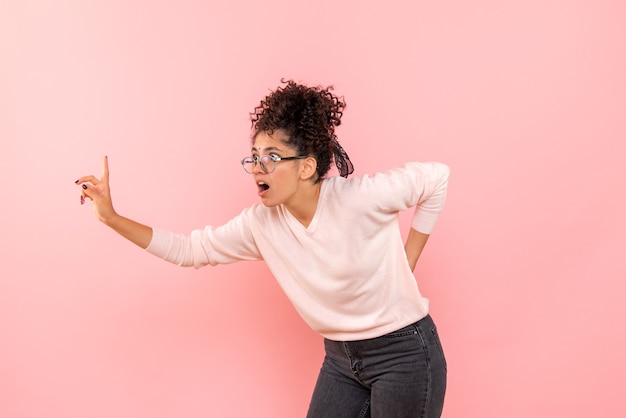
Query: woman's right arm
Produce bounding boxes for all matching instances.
[76,156,153,249]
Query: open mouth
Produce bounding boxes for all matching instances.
[257,181,270,193]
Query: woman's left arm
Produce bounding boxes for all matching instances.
[404,162,449,270]
[404,228,430,271]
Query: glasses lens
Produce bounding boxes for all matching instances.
[242,157,255,173]
[260,155,276,173]
[241,156,276,173]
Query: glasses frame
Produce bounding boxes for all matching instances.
[240,154,308,174]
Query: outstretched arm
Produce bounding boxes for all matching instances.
[76,156,153,249]
[404,228,430,271]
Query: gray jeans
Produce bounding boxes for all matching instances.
[307,315,447,418]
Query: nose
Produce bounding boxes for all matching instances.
[252,160,265,174]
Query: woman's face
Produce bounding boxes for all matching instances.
[250,131,305,208]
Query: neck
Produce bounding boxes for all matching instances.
[284,180,322,228]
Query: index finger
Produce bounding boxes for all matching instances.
[102,155,109,183]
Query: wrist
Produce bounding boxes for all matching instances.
[100,210,120,227]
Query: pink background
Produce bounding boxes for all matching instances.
[2,0,625,416]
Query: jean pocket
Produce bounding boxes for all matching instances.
[382,323,419,339]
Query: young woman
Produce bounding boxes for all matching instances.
[76,80,450,417]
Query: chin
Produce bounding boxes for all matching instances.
[259,198,280,208]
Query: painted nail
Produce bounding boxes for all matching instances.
[80,195,85,205]
[82,184,87,190]
[74,180,79,184]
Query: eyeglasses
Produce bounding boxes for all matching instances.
[240,154,308,174]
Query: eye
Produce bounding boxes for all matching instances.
[268,153,281,161]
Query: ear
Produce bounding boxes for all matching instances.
[299,157,318,181]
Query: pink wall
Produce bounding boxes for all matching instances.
[2,0,625,416]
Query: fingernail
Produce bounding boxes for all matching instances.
[80,195,85,205]
[74,180,79,184]
[82,184,87,190]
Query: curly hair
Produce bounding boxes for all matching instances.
[250,79,354,181]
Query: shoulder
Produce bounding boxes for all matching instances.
[236,203,289,230]
[378,162,450,179]
[326,162,449,189]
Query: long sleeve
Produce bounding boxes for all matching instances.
[145,208,262,268]
[409,162,450,234]
[348,161,450,234]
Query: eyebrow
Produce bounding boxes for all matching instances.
[251,146,284,153]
